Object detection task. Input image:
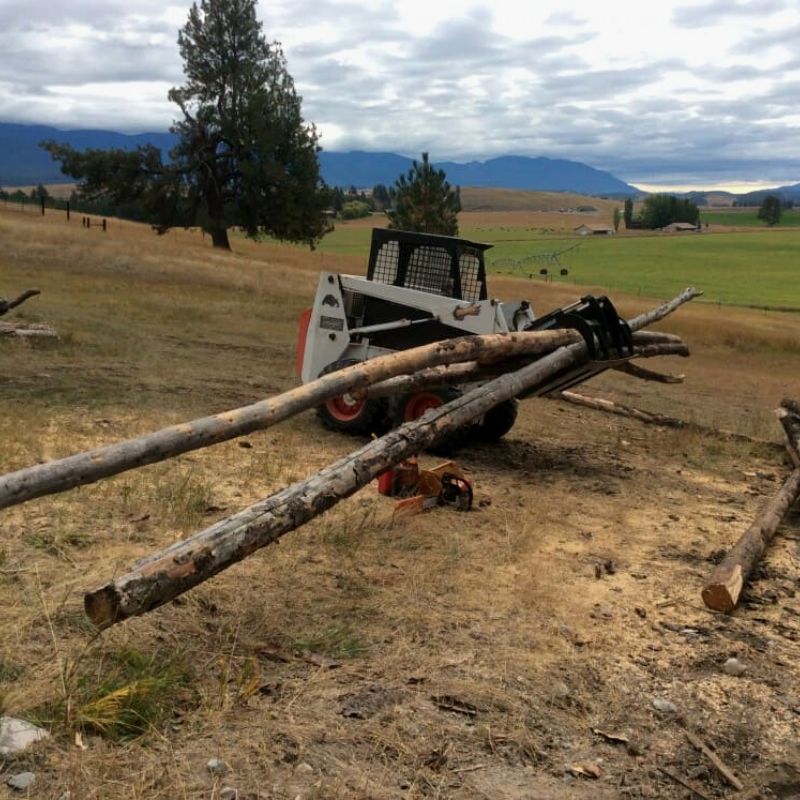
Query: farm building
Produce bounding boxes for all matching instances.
[574,224,615,236]
[661,222,701,233]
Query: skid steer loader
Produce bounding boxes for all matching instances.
[296,228,633,444]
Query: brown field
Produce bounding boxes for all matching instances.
[1,208,800,799]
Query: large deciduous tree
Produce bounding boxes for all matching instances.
[387,152,460,236]
[42,0,328,250]
[757,194,782,227]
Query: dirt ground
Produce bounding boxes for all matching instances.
[1,208,799,799]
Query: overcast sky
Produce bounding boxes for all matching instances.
[1,0,798,190]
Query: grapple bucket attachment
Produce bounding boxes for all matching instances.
[527,295,633,360]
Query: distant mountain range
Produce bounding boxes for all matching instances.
[0,122,637,196]
[2,122,798,202]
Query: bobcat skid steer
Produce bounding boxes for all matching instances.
[296,228,633,444]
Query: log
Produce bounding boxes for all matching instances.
[84,289,700,628]
[0,328,580,511]
[702,468,800,612]
[0,289,40,317]
[614,362,684,384]
[558,389,780,449]
[558,391,688,428]
[0,321,58,339]
[366,341,689,399]
[776,399,800,466]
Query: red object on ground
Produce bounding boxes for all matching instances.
[377,469,395,496]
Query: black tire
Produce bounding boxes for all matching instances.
[389,387,474,455]
[475,398,518,442]
[315,359,389,435]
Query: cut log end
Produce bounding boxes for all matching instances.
[701,568,742,613]
[84,586,122,630]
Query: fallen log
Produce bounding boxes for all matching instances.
[558,391,688,428]
[84,288,700,628]
[558,390,782,450]
[0,289,40,317]
[613,362,684,384]
[703,399,800,613]
[0,321,58,339]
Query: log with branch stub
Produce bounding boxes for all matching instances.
[0,289,40,317]
[558,391,689,428]
[613,361,684,384]
[702,399,800,613]
[365,339,689,399]
[83,288,701,629]
[0,328,583,511]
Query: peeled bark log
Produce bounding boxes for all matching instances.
[366,341,689,399]
[0,321,58,339]
[0,328,580,511]
[558,391,688,428]
[702,468,800,613]
[84,288,700,628]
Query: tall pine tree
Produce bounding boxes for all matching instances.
[43,0,328,250]
[387,153,460,236]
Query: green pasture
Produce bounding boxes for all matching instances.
[700,208,800,227]
[316,225,800,310]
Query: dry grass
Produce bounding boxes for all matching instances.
[1,208,799,798]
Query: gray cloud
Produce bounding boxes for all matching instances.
[672,0,787,28]
[739,23,800,52]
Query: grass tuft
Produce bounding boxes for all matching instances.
[34,647,194,742]
[292,622,368,660]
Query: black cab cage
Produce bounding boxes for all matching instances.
[366,229,492,303]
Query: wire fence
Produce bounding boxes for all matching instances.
[1,194,110,232]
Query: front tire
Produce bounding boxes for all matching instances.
[316,359,388,435]
[391,388,473,455]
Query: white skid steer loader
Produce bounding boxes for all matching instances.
[296,228,633,446]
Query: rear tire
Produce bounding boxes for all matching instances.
[475,398,518,442]
[316,359,388,435]
[390,388,474,455]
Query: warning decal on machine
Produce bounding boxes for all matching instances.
[319,315,344,331]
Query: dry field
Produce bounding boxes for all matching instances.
[1,208,800,800]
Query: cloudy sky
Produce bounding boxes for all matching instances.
[1,0,798,190]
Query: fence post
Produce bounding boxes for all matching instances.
[66,201,70,222]
[40,196,45,216]
[102,219,107,233]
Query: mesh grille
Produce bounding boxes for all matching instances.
[459,250,482,302]
[405,246,453,297]
[369,235,486,301]
[371,241,399,285]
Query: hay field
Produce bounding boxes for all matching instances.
[1,207,800,799]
